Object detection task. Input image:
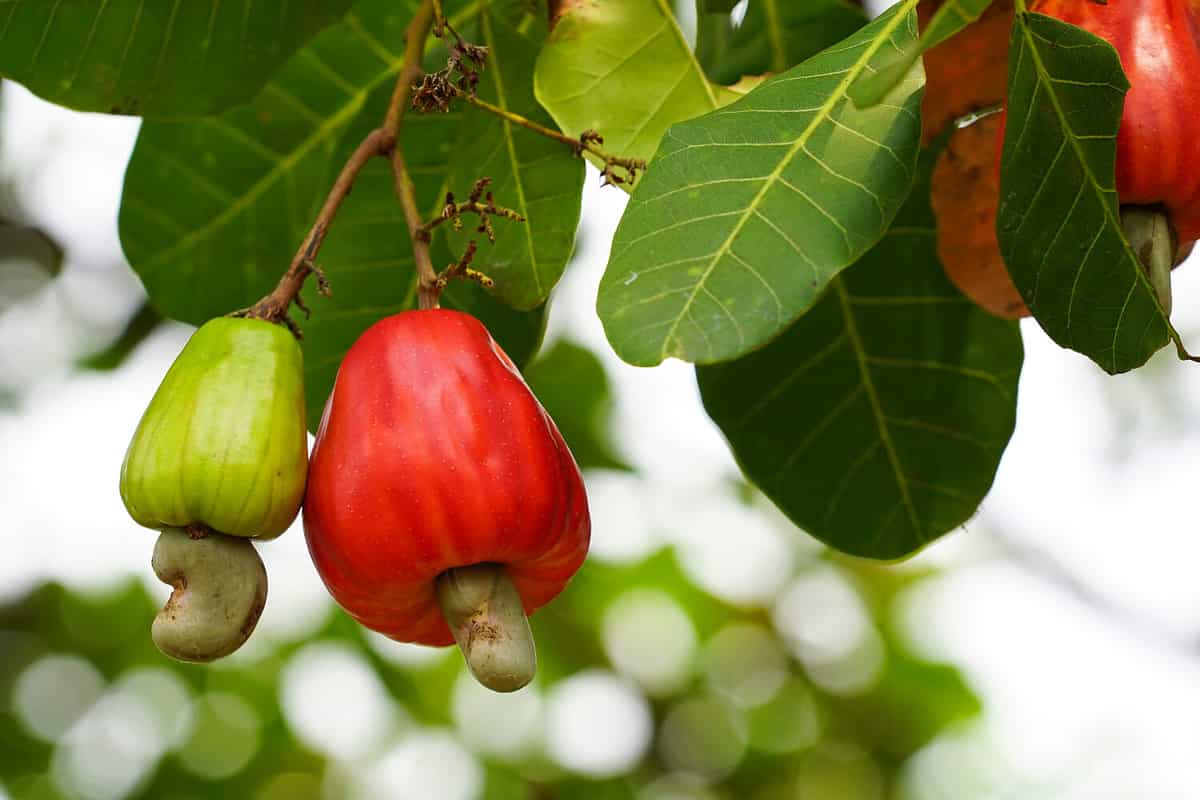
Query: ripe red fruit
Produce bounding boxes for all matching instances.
[303,310,589,671]
[1030,0,1200,244]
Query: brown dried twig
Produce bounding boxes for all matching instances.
[419,178,526,243]
[410,23,646,187]
[419,177,526,297]
[434,240,495,292]
[243,2,443,329]
[411,27,488,113]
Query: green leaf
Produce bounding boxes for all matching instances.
[533,0,743,172]
[850,0,994,108]
[698,0,740,12]
[697,149,1022,561]
[697,0,867,86]
[444,9,584,310]
[598,3,924,367]
[0,0,356,117]
[0,221,63,310]
[119,0,545,426]
[997,12,1171,374]
[837,649,982,757]
[524,338,630,471]
[78,302,162,371]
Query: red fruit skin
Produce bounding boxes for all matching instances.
[1029,0,1200,243]
[303,310,590,647]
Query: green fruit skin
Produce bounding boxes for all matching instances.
[120,317,308,540]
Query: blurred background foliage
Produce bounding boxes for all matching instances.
[0,528,982,800]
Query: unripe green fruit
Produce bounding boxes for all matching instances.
[120,317,308,540]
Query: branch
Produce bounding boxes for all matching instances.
[409,26,646,186]
[242,1,449,332]
[984,514,1200,659]
[240,0,636,331]
[419,178,526,243]
[387,2,442,310]
[434,239,495,292]
[465,96,646,186]
[432,0,447,34]
[237,129,393,336]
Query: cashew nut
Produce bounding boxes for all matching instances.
[151,527,268,663]
[436,563,536,692]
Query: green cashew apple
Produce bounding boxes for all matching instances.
[151,527,268,663]
[120,317,308,540]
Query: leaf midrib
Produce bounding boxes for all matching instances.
[139,5,477,274]
[653,0,722,110]
[833,278,921,538]
[481,9,543,297]
[655,2,916,362]
[1014,13,1164,367]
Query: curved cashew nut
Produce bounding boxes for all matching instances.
[151,527,268,663]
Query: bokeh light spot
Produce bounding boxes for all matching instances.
[256,771,323,800]
[772,566,885,694]
[703,622,788,707]
[665,491,794,605]
[585,470,661,563]
[603,589,697,695]
[14,653,105,742]
[546,670,653,777]
[365,730,482,800]
[254,527,334,643]
[745,677,820,754]
[114,668,193,751]
[796,742,884,800]
[280,641,399,760]
[50,688,162,800]
[452,671,543,760]
[657,695,747,781]
[175,692,261,780]
[639,773,721,800]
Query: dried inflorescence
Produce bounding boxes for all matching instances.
[412,22,489,113]
[577,130,647,187]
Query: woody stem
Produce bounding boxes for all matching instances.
[387,1,442,310]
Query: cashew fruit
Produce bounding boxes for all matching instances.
[302,310,590,690]
[120,317,308,540]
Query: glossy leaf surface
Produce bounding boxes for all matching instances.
[600,4,924,366]
[699,151,1022,560]
[697,0,867,86]
[997,12,1170,374]
[534,0,743,171]
[444,10,584,310]
[0,1,355,116]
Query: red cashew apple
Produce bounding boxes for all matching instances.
[303,309,590,692]
[1007,0,1200,312]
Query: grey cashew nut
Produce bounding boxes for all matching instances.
[436,563,536,693]
[151,527,268,663]
[1121,206,1178,316]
